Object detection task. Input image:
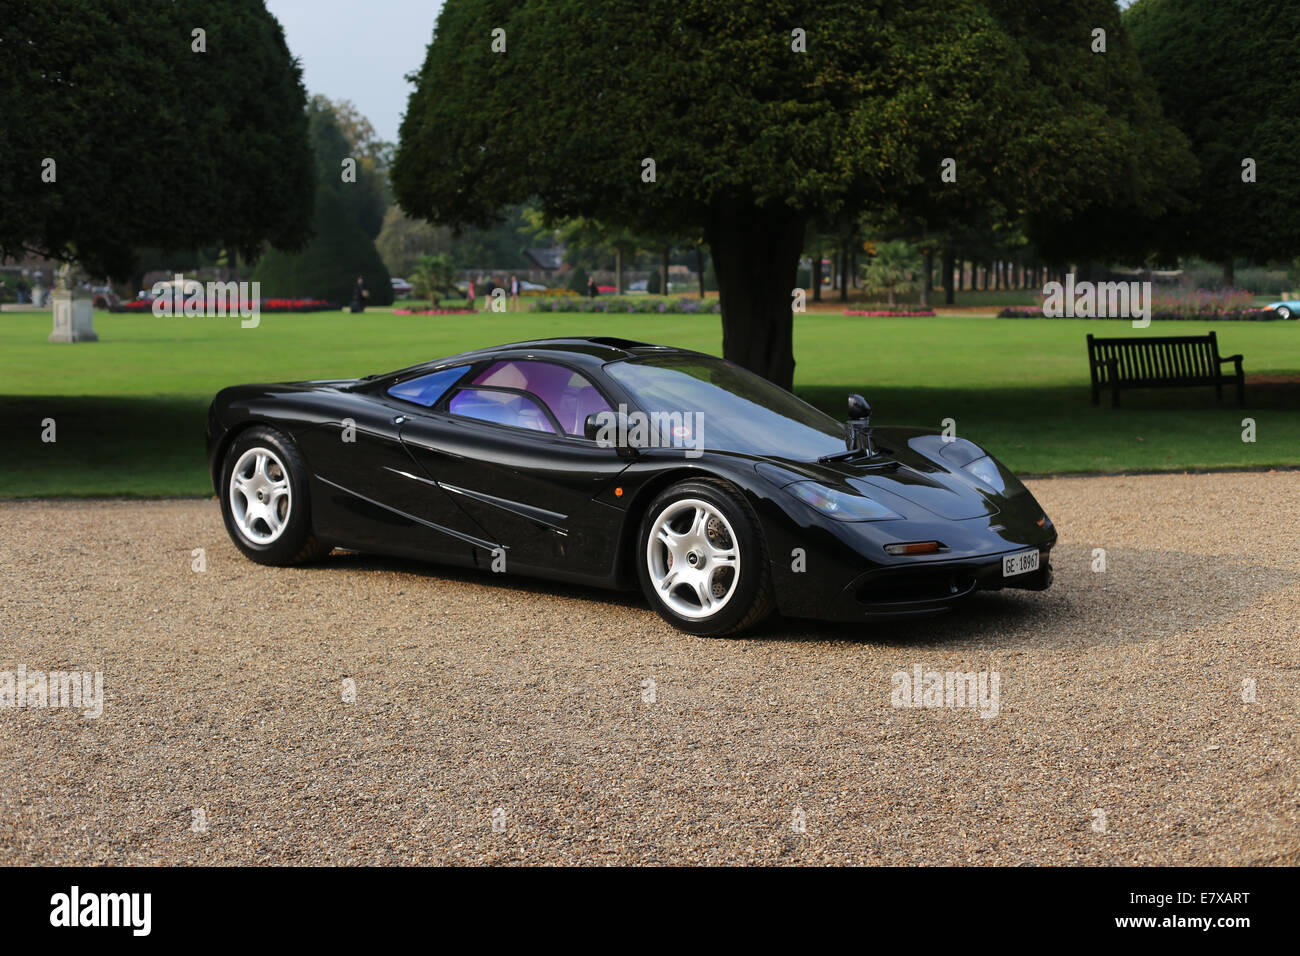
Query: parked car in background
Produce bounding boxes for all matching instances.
[519,280,547,292]
[91,285,121,310]
[1265,299,1300,319]
[391,277,414,297]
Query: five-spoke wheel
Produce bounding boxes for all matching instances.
[218,426,326,565]
[637,479,773,636]
[646,498,741,620]
[229,447,293,545]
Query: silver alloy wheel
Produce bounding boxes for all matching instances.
[229,446,293,545]
[1278,306,1292,319]
[646,497,741,620]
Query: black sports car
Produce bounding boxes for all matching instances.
[207,337,1056,635]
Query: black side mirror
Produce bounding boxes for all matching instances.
[585,411,639,457]
[846,393,875,455]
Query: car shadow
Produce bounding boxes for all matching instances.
[323,542,1296,654]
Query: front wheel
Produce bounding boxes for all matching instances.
[1277,305,1292,320]
[219,426,327,565]
[636,479,774,636]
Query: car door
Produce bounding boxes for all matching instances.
[397,359,631,581]
[297,370,494,562]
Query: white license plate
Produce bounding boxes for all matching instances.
[1002,548,1040,577]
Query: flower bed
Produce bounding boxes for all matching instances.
[844,308,936,317]
[112,297,335,313]
[998,305,1286,321]
[393,308,478,315]
[528,296,720,314]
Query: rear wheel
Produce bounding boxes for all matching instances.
[637,479,774,636]
[219,426,327,565]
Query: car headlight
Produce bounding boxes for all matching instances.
[963,455,1008,493]
[787,481,900,521]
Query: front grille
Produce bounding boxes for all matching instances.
[856,569,976,606]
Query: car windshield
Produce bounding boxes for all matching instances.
[605,354,845,459]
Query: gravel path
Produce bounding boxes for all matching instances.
[1,472,1296,865]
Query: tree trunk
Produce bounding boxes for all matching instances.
[1223,257,1235,287]
[696,244,706,299]
[921,246,933,309]
[942,247,954,305]
[704,197,806,390]
[615,248,624,294]
[839,242,849,302]
[812,248,822,302]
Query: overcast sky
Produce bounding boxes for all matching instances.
[265,0,445,144]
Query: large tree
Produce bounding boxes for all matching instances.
[394,0,1190,388]
[1125,0,1300,282]
[0,0,313,280]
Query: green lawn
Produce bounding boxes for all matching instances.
[1,308,1297,496]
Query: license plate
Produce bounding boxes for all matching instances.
[1002,548,1040,577]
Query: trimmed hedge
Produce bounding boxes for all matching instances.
[528,295,720,314]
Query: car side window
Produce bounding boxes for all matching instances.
[387,366,469,407]
[447,388,557,433]
[471,360,612,436]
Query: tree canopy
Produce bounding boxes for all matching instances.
[1125,0,1300,273]
[0,0,314,280]
[394,0,1190,387]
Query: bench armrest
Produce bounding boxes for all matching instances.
[1218,353,1243,363]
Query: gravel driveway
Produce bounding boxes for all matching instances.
[1,472,1296,865]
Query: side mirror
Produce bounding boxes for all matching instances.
[585,411,639,457]
[846,393,875,456]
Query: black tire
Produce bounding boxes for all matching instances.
[636,478,775,636]
[218,425,327,566]
[1277,306,1292,320]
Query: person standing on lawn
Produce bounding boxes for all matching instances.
[483,275,497,312]
[587,275,598,298]
[510,274,520,311]
[466,275,475,309]
[350,276,368,313]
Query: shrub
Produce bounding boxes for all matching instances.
[252,191,393,305]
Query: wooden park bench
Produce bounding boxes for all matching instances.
[1087,331,1244,406]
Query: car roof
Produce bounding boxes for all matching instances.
[388,337,700,379]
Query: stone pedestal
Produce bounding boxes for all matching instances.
[49,291,98,343]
